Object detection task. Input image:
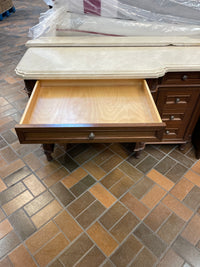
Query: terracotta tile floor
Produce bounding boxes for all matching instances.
[0,1,200,266]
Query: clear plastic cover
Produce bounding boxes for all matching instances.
[29,0,200,39]
[43,0,54,6]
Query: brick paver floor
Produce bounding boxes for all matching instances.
[0,1,200,266]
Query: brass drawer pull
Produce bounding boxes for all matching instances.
[170,115,175,120]
[175,98,180,103]
[88,132,95,140]
[182,75,188,81]
[166,130,170,135]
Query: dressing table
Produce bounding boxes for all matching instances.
[15,36,200,160]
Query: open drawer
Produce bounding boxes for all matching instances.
[15,79,165,144]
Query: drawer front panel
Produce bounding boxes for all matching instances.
[157,89,199,112]
[165,94,191,106]
[16,127,165,144]
[157,91,195,111]
[162,128,181,140]
[161,72,200,85]
[162,112,184,122]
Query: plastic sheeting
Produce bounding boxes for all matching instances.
[29,0,200,39]
[43,0,54,6]
[53,0,200,22]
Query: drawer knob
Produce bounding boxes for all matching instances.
[182,75,188,81]
[88,132,95,140]
[166,130,170,135]
[170,115,175,120]
[175,98,180,103]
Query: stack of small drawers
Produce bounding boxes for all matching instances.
[155,72,200,142]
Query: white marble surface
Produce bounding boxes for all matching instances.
[16,46,200,79]
[26,36,200,47]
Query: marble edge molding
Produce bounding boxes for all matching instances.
[26,36,200,47]
[15,65,200,79]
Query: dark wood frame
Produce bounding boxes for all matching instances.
[22,74,200,160]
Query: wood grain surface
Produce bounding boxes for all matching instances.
[21,80,162,125]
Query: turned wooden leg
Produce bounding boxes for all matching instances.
[179,143,186,151]
[43,144,55,161]
[134,142,145,159]
[196,151,200,159]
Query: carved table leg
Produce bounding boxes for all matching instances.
[43,144,55,161]
[196,151,200,159]
[134,142,145,159]
[179,143,187,151]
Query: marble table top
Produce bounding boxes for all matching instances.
[16,46,200,79]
